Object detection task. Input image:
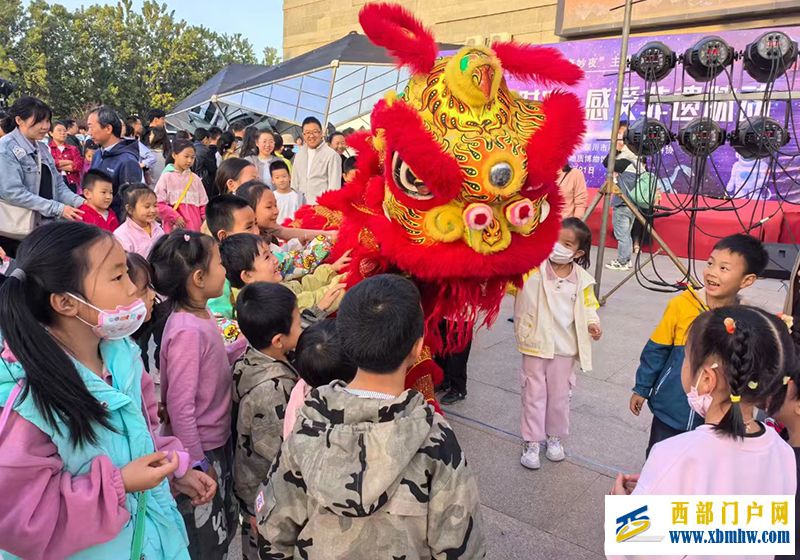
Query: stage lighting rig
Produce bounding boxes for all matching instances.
[630,41,677,82]
[742,31,798,83]
[678,118,725,157]
[682,36,734,82]
[624,117,672,156]
[730,116,790,159]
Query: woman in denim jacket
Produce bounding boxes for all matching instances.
[0,96,84,255]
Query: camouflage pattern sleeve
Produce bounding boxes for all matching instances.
[250,382,290,466]
[426,428,486,558]
[255,446,309,559]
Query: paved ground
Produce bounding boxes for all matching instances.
[226,248,788,559]
[442,249,787,560]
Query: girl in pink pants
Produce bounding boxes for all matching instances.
[514,218,602,470]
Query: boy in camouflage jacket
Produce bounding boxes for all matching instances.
[255,275,485,559]
[233,283,302,557]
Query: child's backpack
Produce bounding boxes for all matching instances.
[631,171,658,209]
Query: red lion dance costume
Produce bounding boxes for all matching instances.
[292,2,586,407]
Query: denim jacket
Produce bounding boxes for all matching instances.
[0,127,84,220]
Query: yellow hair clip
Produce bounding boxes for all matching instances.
[747,381,758,390]
[730,395,742,403]
[778,313,794,333]
[785,376,792,385]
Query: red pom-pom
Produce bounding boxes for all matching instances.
[359,3,438,75]
[492,42,584,87]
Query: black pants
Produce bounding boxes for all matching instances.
[646,415,684,458]
[434,321,473,395]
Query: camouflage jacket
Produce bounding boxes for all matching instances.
[254,381,485,559]
[232,346,298,516]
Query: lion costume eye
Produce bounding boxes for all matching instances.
[391,152,434,200]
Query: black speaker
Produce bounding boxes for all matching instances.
[762,243,799,280]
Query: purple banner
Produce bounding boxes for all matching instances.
[506,27,800,200]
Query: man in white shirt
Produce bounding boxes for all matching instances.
[290,116,342,205]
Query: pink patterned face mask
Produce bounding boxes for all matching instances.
[686,384,713,418]
[68,294,147,340]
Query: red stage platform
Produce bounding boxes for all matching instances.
[583,188,786,259]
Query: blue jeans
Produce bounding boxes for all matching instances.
[612,205,634,264]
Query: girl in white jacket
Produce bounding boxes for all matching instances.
[514,217,602,470]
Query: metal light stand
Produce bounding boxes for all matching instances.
[586,0,701,302]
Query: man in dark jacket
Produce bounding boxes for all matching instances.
[88,106,142,216]
[192,127,218,199]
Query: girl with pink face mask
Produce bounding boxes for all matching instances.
[611,306,797,559]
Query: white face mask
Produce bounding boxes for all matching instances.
[69,294,147,340]
[549,242,575,264]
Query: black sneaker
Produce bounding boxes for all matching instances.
[440,389,466,405]
[435,381,451,394]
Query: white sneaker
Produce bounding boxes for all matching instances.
[605,259,631,271]
[520,441,541,469]
[546,436,566,462]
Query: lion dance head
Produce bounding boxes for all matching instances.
[293,2,586,353]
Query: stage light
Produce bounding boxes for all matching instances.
[630,41,677,82]
[682,36,734,82]
[678,118,724,157]
[730,116,790,159]
[743,31,798,83]
[624,117,672,156]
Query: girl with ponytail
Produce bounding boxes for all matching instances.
[611,305,797,502]
[0,221,215,559]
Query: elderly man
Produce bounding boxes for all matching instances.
[290,117,342,205]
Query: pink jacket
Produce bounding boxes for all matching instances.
[160,310,242,462]
[614,424,797,560]
[0,371,188,560]
[283,379,309,439]
[114,218,165,258]
[154,168,208,232]
[558,167,589,219]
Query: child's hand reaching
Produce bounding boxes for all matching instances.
[610,473,640,495]
[319,282,346,311]
[332,249,353,273]
[172,469,217,506]
[121,451,179,493]
[174,216,186,229]
[629,393,646,416]
[588,323,602,340]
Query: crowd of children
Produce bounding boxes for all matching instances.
[1,130,799,559]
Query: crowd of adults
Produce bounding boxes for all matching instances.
[0,96,352,258]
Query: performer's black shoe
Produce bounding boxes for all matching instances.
[440,389,466,405]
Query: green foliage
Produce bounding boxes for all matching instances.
[0,0,261,119]
[262,46,281,66]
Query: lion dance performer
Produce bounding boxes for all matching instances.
[292,2,586,408]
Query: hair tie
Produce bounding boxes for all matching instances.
[183,234,191,242]
[778,313,794,333]
[747,381,758,390]
[8,268,25,282]
[724,317,736,334]
[730,394,742,403]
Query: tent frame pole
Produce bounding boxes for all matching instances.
[323,60,340,128]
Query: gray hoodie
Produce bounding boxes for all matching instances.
[254,381,485,559]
